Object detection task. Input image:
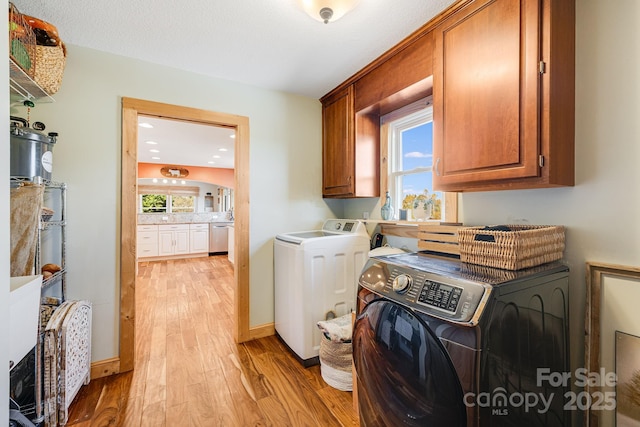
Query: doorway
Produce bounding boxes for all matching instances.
[120,98,251,372]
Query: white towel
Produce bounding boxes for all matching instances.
[317,313,353,342]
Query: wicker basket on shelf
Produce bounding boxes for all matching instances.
[34,42,66,95]
[458,225,565,271]
[9,2,37,78]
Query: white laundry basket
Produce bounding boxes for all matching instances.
[317,313,353,391]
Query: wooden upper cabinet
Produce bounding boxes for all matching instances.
[355,32,434,114]
[322,34,433,199]
[322,85,356,197]
[433,0,575,191]
[322,85,379,198]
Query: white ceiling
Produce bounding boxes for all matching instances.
[137,116,235,169]
[12,0,457,170]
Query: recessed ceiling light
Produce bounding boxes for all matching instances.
[152,178,158,183]
[172,179,177,184]
[212,155,221,159]
[151,156,161,160]
[181,180,186,185]
[139,122,153,128]
[149,149,159,153]
[219,148,228,152]
[145,140,158,145]
[207,161,215,164]
[162,179,168,184]
[230,134,236,139]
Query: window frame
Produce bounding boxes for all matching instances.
[381,98,458,223]
[138,185,199,214]
[139,193,197,213]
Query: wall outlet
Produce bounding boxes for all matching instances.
[363,212,369,220]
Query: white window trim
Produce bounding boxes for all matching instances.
[381,97,458,223]
[138,194,197,214]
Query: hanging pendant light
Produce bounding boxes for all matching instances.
[301,0,361,24]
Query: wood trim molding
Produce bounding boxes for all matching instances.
[90,357,120,380]
[249,322,275,340]
[120,97,251,374]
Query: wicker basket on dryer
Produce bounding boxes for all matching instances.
[458,225,565,271]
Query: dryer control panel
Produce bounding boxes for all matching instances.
[358,257,492,325]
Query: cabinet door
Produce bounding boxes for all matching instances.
[174,230,190,255]
[433,0,541,189]
[158,230,175,256]
[322,85,355,197]
[137,231,158,258]
[190,229,209,253]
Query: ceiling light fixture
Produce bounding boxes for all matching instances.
[145,140,158,145]
[301,0,360,24]
[149,149,159,153]
[139,122,153,129]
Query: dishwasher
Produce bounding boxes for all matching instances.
[209,223,230,254]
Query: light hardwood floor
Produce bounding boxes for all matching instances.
[65,256,359,426]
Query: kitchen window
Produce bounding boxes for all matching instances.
[138,185,199,213]
[140,194,196,213]
[384,98,455,222]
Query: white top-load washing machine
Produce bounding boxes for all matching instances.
[274,219,370,366]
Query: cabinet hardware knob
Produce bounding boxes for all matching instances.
[435,158,441,176]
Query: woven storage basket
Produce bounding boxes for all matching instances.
[458,225,565,270]
[34,42,66,95]
[319,335,352,391]
[9,2,37,78]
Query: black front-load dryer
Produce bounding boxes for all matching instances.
[353,252,570,427]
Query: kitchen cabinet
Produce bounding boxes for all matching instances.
[432,0,575,191]
[158,224,190,256]
[322,85,379,198]
[137,225,159,258]
[189,223,209,254]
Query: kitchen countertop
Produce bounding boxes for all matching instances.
[137,212,233,225]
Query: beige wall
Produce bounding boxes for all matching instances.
[7,44,332,362]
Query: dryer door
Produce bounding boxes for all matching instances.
[353,299,466,427]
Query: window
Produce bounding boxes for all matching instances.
[386,99,450,221]
[171,195,195,213]
[141,194,168,213]
[138,185,199,213]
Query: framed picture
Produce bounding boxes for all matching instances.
[585,262,640,427]
[616,331,640,426]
